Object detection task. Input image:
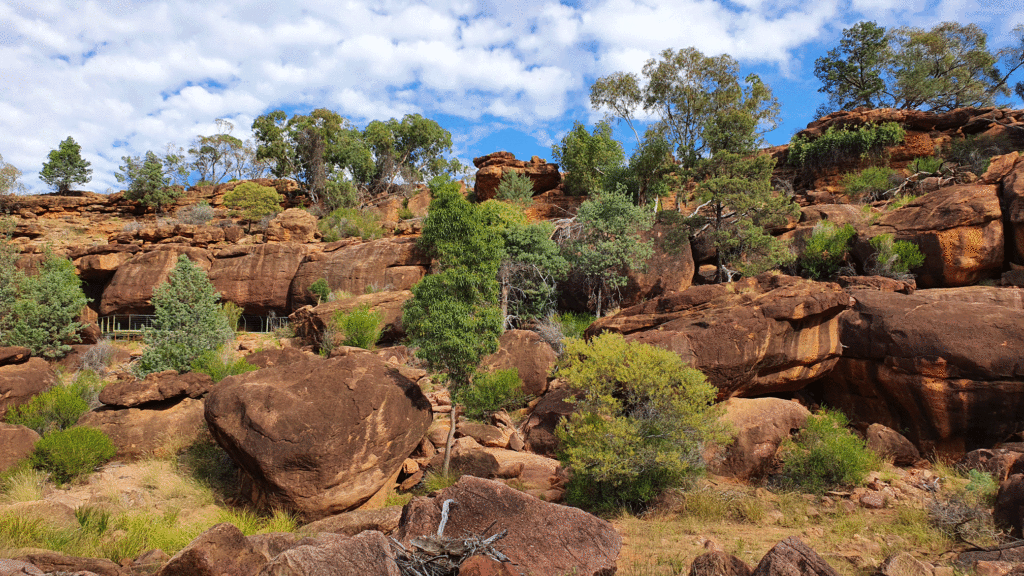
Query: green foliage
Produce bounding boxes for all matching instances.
[222,182,282,230]
[840,166,897,199]
[323,178,359,211]
[499,221,569,325]
[309,278,331,304]
[39,136,92,194]
[362,113,463,194]
[555,333,725,513]
[187,120,261,184]
[868,234,925,279]
[799,221,857,280]
[116,151,182,212]
[550,121,625,196]
[0,153,26,196]
[788,122,906,170]
[318,207,383,242]
[813,21,888,114]
[175,201,214,225]
[4,372,102,435]
[944,133,1020,174]
[478,199,528,230]
[495,170,535,206]
[909,156,943,174]
[778,409,879,493]
[220,301,242,332]
[136,255,234,376]
[331,303,383,350]
[31,426,116,485]
[190,347,258,383]
[554,312,594,341]
[458,368,530,421]
[2,253,88,359]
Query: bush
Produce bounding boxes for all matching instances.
[555,333,725,513]
[4,374,99,435]
[458,368,531,420]
[323,178,359,211]
[799,221,856,280]
[309,278,331,304]
[2,253,88,359]
[908,156,943,175]
[788,122,906,169]
[840,166,898,200]
[331,303,382,350]
[30,426,116,485]
[536,312,596,355]
[190,347,258,383]
[223,182,283,231]
[495,170,535,206]
[175,201,215,225]
[944,133,1019,174]
[79,340,117,373]
[220,301,242,332]
[868,234,925,279]
[778,408,878,493]
[318,207,383,242]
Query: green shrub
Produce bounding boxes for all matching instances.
[458,368,531,420]
[2,253,88,359]
[868,234,925,279]
[555,333,726,513]
[323,179,359,211]
[220,301,242,332]
[190,347,258,383]
[318,207,383,242]
[840,166,897,199]
[397,206,414,220]
[788,122,906,169]
[223,182,282,231]
[799,221,856,280]
[31,426,116,485]
[495,170,535,206]
[889,194,919,211]
[175,201,215,225]
[909,156,943,174]
[331,303,382,350]
[309,278,331,304]
[555,312,594,341]
[778,408,878,493]
[5,372,102,435]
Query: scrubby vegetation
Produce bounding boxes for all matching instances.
[777,409,879,493]
[30,426,117,486]
[495,169,535,206]
[331,303,383,350]
[799,221,857,279]
[318,207,383,242]
[4,370,103,435]
[788,122,906,169]
[840,166,898,199]
[868,233,926,278]
[457,368,530,421]
[190,347,258,382]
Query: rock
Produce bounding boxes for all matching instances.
[77,398,206,460]
[155,523,267,576]
[247,533,302,563]
[0,559,45,576]
[289,291,412,345]
[265,208,317,243]
[867,184,1004,288]
[129,549,171,575]
[257,530,399,576]
[205,353,432,521]
[959,449,1024,481]
[244,348,312,369]
[300,506,403,536]
[0,358,57,419]
[859,491,888,509]
[0,424,40,471]
[956,542,1024,570]
[396,476,620,576]
[750,537,839,576]
[912,286,1024,310]
[288,238,430,308]
[973,561,1017,576]
[458,555,518,576]
[74,250,137,282]
[878,552,933,576]
[706,398,811,480]
[457,421,509,448]
[209,243,308,314]
[523,386,578,457]
[478,330,556,397]
[1002,155,1024,265]
[981,152,1020,184]
[0,347,32,366]
[994,474,1024,538]
[821,289,1024,454]
[98,371,214,408]
[472,152,561,201]
[866,424,920,466]
[16,552,128,576]
[587,274,851,398]
[690,551,753,576]
[99,247,213,315]
[620,220,696,308]
[836,276,915,294]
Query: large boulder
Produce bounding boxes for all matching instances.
[0,424,40,472]
[155,523,267,576]
[15,552,127,576]
[705,398,810,480]
[98,371,214,408]
[472,152,561,201]
[620,220,696,308]
[865,424,920,467]
[77,398,207,460]
[265,208,318,243]
[821,287,1024,454]
[0,358,57,419]
[70,244,140,282]
[994,474,1024,538]
[99,247,213,315]
[204,350,433,521]
[1000,153,1024,265]
[750,537,839,576]
[522,385,578,457]
[587,274,851,398]
[289,291,412,345]
[396,476,620,576]
[209,243,308,314]
[288,238,430,308]
[300,506,403,536]
[479,330,557,397]
[257,531,399,576]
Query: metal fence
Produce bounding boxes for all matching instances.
[98,314,290,339]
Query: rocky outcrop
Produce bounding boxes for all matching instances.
[821,287,1024,454]
[99,247,213,315]
[204,350,432,521]
[522,385,577,457]
[994,474,1024,538]
[478,329,557,397]
[258,531,399,576]
[473,152,562,201]
[1000,153,1024,265]
[289,290,413,345]
[288,237,429,308]
[155,523,267,576]
[98,371,214,407]
[78,398,207,460]
[705,397,810,480]
[300,507,403,537]
[0,424,40,472]
[15,552,128,576]
[264,208,318,243]
[209,243,308,314]
[620,220,696,308]
[69,244,141,282]
[588,274,851,398]
[750,537,839,576]
[396,476,620,576]
[0,358,57,419]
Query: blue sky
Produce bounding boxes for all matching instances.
[2,0,1023,194]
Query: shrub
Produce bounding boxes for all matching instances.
[2,253,88,359]
[799,221,857,280]
[5,371,102,435]
[788,122,906,169]
[331,303,382,350]
[190,347,258,383]
[397,206,414,220]
[223,182,283,231]
[840,166,898,200]
[79,339,117,373]
[944,133,1019,174]
[495,170,535,206]
[220,301,242,332]
[554,333,725,513]
[458,368,531,420]
[868,234,925,279]
[31,426,116,485]
[309,278,331,304]
[908,156,943,174]
[318,207,383,242]
[175,201,215,225]
[778,408,878,493]
[323,178,359,211]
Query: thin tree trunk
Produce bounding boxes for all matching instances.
[595,285,602,319]
[442,405,460,476]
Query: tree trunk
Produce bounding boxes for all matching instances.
[500,275,509,332]
[595,284,603,319]
[441,405,460,477]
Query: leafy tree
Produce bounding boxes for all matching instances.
[187,118,246,185]
[498,221,569,327]
[562,185,653,317]
[1,252,88,359]
[555,333,725,512]
[603,128,675,207]
[116,151,182,212]
[136,255,234,376]
[0,153,26,196]
[813,21,889,114]
[551,121,625,196]
[39,137,92,194]
[362,114,463,194]
[223,182,283,232]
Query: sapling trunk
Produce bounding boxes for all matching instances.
[441,404,460,477]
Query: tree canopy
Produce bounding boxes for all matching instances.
[39,136,92,194]
[116,151,182,212]
[550,121,625,196]
[0,153,25,196]
[363,113,463,195]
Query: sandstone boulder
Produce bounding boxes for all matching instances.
[994,474,1024,538]
[458,555,518,576]
[866,423,920,466]
[209,243,308,314]
[473,152,561,201]
[155,523,267,576]
[15,552,126,576]
[588,274,851,398]
[99,247,213,315]
[478,329,557,397]
[300,506,403,536]
[959,449,1024,481]
[396,476,620,576]
[750,537,839,576]
[523,385,577,457]
[264,208,317,243]
[620,220,695,308]
[78,398,206,460]
[205,351,432,521]
[0,347,31,367]
[72,244,140,282]
[257,531,399,576]
[0,559,45,576]
[1002,154,1024,265]
[289,290,412,345]
[706,398,810,480]
[0,358,57,419]
[0,424,40,471]
[98,371,214,408]
[690,551,753,576]
[244,347,312,369]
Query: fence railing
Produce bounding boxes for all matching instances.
[98,314,290,338]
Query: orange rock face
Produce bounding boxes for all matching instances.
[472,151,561,201]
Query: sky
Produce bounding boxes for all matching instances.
[2,0,1024,195]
